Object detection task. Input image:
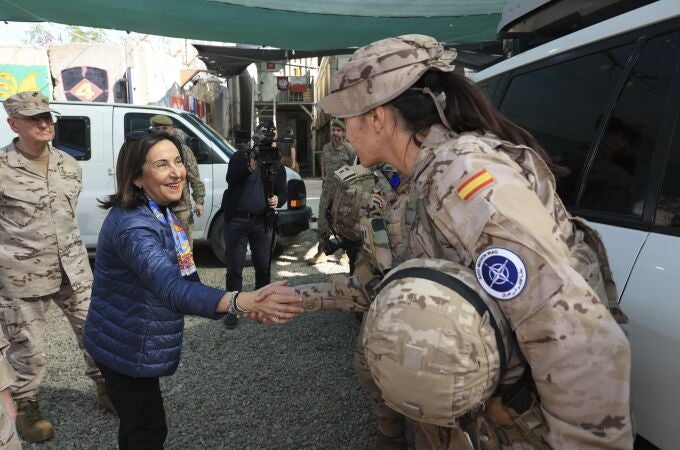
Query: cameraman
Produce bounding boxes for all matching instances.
[220,128,287,328]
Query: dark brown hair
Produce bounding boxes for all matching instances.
[389,71,567,177]
[99,130,183,209]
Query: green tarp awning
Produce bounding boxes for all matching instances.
[0,0,504,50]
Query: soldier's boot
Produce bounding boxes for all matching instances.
[338,251,350,266]
[377,433,408,450]
[15,399,55,443]
[95,382,116,414]
[308,251,327,265]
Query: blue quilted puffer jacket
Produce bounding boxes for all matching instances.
[84,205,225,378]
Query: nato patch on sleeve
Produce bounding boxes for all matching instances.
[475,247,527,300]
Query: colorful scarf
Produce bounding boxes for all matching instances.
[148,199,199,282]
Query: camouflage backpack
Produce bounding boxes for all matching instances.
[363,258,513,426]
[327,164,396,244]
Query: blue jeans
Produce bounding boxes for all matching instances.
[223,215,273,292]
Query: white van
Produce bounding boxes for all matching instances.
[0,102,311,261]
[473,2,680,448]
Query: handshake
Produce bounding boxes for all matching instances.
[226,280,305,324]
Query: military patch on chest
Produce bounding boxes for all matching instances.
[371,193,386,211]
[475,247,526,300]
[456,169,494,201]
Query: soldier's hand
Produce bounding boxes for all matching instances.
[267,195,278,208]
[1,388,16,421]
[240,280,303,324]
[194,203,204,217]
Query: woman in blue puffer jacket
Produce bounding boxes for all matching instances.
[83,130,302,449]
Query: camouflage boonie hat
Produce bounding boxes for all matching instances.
[317,34,455,118]
[328,164,395,242]
[363,259,510,427]
[3,91,59,117]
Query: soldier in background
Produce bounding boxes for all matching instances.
[0,92,113,443]
[308,118,355,265]
[149,114,205,248]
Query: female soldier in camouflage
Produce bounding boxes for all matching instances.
[252,35,633,449]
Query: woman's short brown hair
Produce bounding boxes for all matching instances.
[99,129,183,209]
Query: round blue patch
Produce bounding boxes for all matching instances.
[475,248,527,300]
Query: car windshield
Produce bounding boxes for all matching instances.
[180,112,235,157]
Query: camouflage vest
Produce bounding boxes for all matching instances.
[329,164,396,244]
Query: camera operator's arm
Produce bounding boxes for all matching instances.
[226,150,253,186]
[273,162,287,207]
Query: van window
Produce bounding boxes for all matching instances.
[499,44,634,207]
[656,151,680,228]
[53,116,91,161]
[580,30,680,217]
[477,76,500,100]
[124,112,211,163]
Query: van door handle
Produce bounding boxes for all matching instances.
[108,168,114,176]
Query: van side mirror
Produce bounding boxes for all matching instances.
[187,136,210,163]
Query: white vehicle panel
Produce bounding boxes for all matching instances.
[620,233,680,449]
[587,222,648,298]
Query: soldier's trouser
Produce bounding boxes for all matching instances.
[174,209,194,249]
[317,181,331,246]
[0,283,103,400]
[354,316,405,438]
[0,390,21,450]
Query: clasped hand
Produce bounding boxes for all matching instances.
[237,280,303,324]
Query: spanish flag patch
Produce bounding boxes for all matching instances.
[456,169,495,201]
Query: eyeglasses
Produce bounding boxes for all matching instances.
[14,114,56,125]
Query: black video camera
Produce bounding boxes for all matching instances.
[250,121,281,207]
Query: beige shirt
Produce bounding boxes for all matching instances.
[0,141,92,298]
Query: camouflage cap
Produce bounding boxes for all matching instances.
[330,118,346,130]
[363,259,510,427]
[317,34,455,118]
[150,114,173,126]
[3,91,59,117]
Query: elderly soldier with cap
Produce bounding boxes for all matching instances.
[149,114,205,247]
[253,34,633,449]
[0,92,113,443]
[309,118,355,265]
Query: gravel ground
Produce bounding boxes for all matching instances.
[25,228,380,449]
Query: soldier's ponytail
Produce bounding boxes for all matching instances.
[389,72,567,177]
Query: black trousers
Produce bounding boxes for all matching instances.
[223,215,273,291]
[96,362,167,450]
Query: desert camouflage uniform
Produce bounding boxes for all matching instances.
[0,336,20,449]
[173,142,205,247]
[0,141,102,401]
[298,125,633,448]
[317,141,355,245]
